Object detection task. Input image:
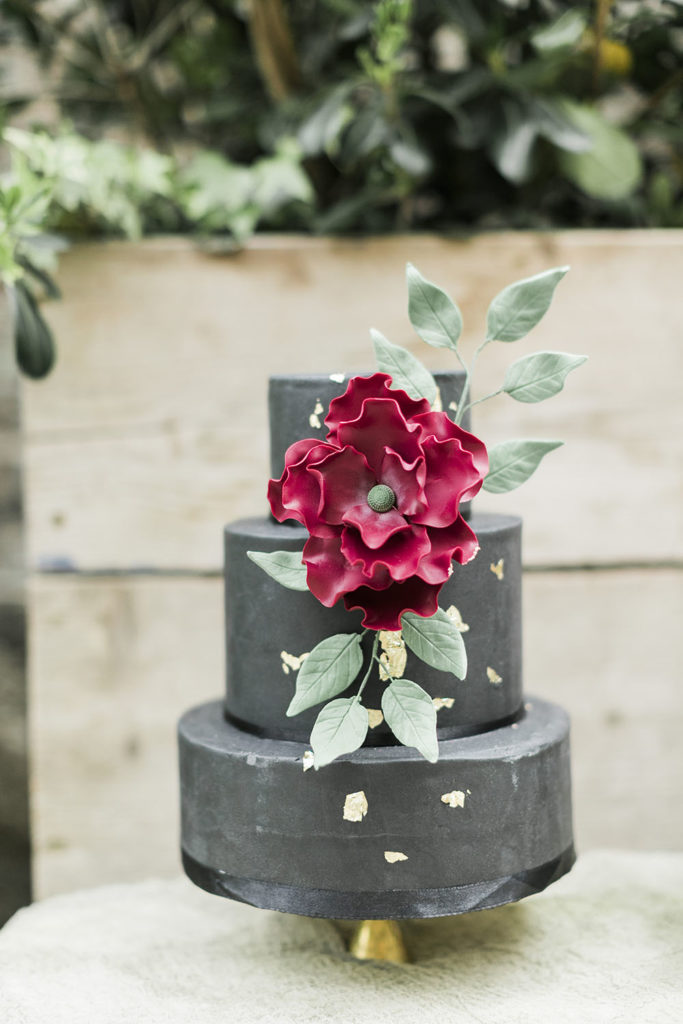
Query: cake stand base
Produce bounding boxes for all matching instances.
[348,920,409,963]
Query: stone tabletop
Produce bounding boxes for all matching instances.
[1,851,681,1024]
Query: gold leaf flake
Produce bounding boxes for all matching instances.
[441,790,466,808]
[448,400,458,414]
[367,709,384,729]
[378,630,407,680]
[431,387,443,412]
[445,605,469,633]
[302,750,315,772]
[487,666,503,685]
[490,559,505,581]
[309,399,324,429]
[329,373,345,383]
[384,851,408,863]
[343,791,368,822]
[433,697,455,711]
[280,650,309,675]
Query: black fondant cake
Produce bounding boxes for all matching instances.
[178,371,575,919]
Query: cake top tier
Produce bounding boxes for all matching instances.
[268,371,468,481]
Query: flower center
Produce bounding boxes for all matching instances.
[367,483,396,513]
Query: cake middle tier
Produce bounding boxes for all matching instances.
[224,513,523,742]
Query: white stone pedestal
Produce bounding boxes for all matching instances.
[1,851,681,1023]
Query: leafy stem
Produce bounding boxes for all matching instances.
[460,386,504,416]
[355,633,380,702]
[455,338,492,426]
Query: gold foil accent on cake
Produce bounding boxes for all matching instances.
[329,373,346,383]
[384,851,408,863]
[367,709,384,729]
[280,650,309,675]
[343,791,368,822]
[445,605,469,633]
[490,559,505,580]
[309,399,324,429]
[302,750,315,772]
[487,666,503,685]
[431,387,443,412]
[433,697,455,711]
[378,630,407,680]
[441,790,466,808]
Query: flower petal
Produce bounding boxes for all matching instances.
[413,413,488,501]
[304,534,388,607]
[344,578,442,631]
[341,523,431,582]
[415,517,480,584]
[342,502,409,549]
[379,449,427,517]
[268,438,325,524]
[326,373,430,445]
[310,446,376,526]
[278,441,341,537]
[337,398,422,475]
[411,436,483,528]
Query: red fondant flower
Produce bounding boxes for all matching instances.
[268,373,488,630]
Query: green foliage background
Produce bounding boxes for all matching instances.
[0,0,681,374]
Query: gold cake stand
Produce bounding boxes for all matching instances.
[348,920,409,963]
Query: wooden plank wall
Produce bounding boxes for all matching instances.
[23,232,683,898]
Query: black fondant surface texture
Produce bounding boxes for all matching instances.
[225,513,522,741]
[179,698,573,919]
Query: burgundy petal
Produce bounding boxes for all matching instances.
[415,517,480,584]
[340,523,431,582]
[344,577,442,631]
[326,373,430,444]
[379,449,427,517]
[310,446,376,526]
[267,438,325,524]
[413,412,488,501]
[337,398,422,476]
[278,441,341,537]
[342,502,409,549]
[303,534,387,607]
[410,436,482,528]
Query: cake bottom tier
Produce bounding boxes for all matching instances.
[179,699,574,919]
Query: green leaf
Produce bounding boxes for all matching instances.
[503,351,588,404]
[406,263,463,351]
[311,698,369,769]
[531,10,586,53]
[532,99,592,154]
[485,266,569,343]
[246,550,308,591]
[483,439,563,494]
[11,281,56,379]
[558,103,642,201]
[401,608,467,679]
[382,679,439,763]
[371,328,437,404]
[489,102,538,184]
[287,633,363,716]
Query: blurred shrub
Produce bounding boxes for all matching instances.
[2,0,681,233]
[1,1,682,375]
